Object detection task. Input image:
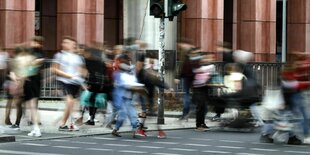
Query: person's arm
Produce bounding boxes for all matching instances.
[51,63,73,79]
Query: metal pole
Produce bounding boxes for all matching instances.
[282,0,287,63]
[157,17,165,124]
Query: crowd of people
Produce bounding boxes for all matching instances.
[1,36,172,138]
[1,36,310,145]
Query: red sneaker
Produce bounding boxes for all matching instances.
[135,129,147,137]
[157,130,166,139]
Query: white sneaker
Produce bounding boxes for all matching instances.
[27,130,42,137]
[304,137,310,144]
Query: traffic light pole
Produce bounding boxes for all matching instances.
[157,17,165,124]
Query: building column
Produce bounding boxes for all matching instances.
[181,0,224,55]
[0,0,35,50]
[287,0,310,54]
[234,0,276,61]
[57,0,104,47]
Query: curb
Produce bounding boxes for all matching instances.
[0,135,15,143]
[17,127,196,142]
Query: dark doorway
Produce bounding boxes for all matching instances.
[223,0,234,46]
[104,0,123,47]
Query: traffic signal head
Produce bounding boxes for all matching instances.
[150,0,165,18]
[168,0,187,21]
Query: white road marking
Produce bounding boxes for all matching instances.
[122,139,148,143]
[250,142,274,146]
[153,141,179,145]
[190,138,213,141]
[202,150,231,154]
[169,136,183,139]
[85,148,113,151]
[0,149,67,155]
[21,143,49,147]
[136,146,164,149]
[283,145,308,148]
[217,146,244,149]
[220,140,244,143]
[104,143,131,147]
[236,153,264,155]
[152,153,182,155]
[118,150,147,154]
[92,137,117,140]
[169,148,198,152]
[250,148,279,152]
[284,151,310,154]
[52,146,80,149]
[183,143,211,147]
[51,139,69,142]
[71,141,97,145]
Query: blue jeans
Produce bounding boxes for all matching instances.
[115,98,138,130]
[290,92,309,136]
[181,79,191,118]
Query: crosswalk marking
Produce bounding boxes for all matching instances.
[71,141,97,145]
[284,151,310,154]
[250,148,279,152]
[152,153,182,155]
[118,150,147,154]
[136,146,164,149]
[52,146,80,149]
[183,143,211,147]
[153,141,179,145]
[104,143,131,147]
[236,153,264,155]
[202,150,231,154]
[190,138,213,141]
[93,137,117,140]
[169,148,198,152]
[21,143,49,147]
[220,140,244,143]
[217,146,244,149]
[0,149,66,155]
[85,148,113,151]
[122,139,148,143]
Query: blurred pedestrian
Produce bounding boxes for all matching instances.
[191,51,215,131]
[52,36,86,131]
[80,46,108,126]
[111,54,145,137]
[175,43,198,120]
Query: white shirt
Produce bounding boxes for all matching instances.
[53,51,84,84]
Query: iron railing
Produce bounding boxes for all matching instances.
[1,60,284,99]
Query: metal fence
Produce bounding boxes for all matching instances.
[1,60,284,99]
[175,62,284,94]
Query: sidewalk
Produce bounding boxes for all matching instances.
[1,99,309,143]
[0,100,209,142]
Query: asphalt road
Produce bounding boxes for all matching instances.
[0,129,309,155]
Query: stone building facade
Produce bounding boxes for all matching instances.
[0,0,309,61]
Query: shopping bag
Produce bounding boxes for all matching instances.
[80,90,92,107]
[95,93,107,108]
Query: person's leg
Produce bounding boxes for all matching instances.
[13,98,23,126]
[60,95,75,127]
[181,80,190,119]
[292,93,309,139]
[27,98,41,136]
[4,98,12,125]
[112,103,126,137]
[250,103,264,126]
[194,88,207,129]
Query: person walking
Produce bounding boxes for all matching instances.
[52,36,86,131]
